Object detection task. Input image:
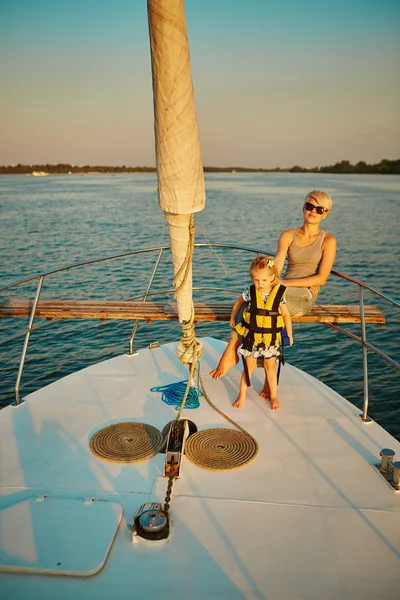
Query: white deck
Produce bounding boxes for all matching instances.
[0,337,399,599]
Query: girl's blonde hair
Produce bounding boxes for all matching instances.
[249,255,278,278]
[305,190,332,211]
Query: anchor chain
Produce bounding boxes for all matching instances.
[163,460,176,515]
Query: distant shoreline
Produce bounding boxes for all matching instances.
[0,159,399,175]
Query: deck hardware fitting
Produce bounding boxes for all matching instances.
[358,413,372,423]
[379,448,396,476]
[11,398,25,407]
[164,419,190,479]
[131,502,170,541]
[392,461,400,491]
[35,494,50,502]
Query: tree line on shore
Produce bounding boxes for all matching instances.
[0,158,399,175]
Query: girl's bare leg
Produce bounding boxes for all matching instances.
[210,337,240,379]
[264,358,280,410]
[233,357,256,408]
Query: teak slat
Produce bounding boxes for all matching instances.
[0,299,386,324]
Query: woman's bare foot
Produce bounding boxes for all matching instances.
[210,352,239,379]
[270,397,281,411]
[232,396,246,408]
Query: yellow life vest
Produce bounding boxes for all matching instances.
[235,284,286,349]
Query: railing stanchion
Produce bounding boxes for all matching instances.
[359,285,371,422]
[14,275,45,405]
[129,249,164,355]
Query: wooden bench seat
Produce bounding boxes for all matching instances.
[0,299,386,324]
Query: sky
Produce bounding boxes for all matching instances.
[1,0,399,168]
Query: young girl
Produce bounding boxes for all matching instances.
[231,256,293,410]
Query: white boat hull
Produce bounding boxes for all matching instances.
[1,337,399,598]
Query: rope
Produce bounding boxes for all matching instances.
[178,371,259,471]
[185,428,258,471]
[177,313,204,364]
[199,373,256,437]
[151,360,200,422]
[89,422,164,463]
[150,378,203,410]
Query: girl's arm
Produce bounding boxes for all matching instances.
[278,234,337,288]
[230,296,245,328]
[280,303,293,346]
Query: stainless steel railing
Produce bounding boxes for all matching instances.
[328,269,399,422]
[0,244,399,418]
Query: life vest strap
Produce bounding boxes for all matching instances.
[242,356,251,387]
[251,309,280,316]
[239,322,283,336]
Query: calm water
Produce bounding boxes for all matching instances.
[1,173,399,439]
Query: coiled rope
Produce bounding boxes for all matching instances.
[89,422,164,463]
[150,378,203,410]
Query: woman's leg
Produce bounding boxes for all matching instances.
[210,331,240,379]
[264,357,280,410]
[233,356,257,408]
[285,287,316,317]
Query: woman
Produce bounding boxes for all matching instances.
[210,190,336,380]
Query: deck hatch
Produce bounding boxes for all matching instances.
[0,496,122,576]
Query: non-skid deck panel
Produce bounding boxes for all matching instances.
[0,299,385,324]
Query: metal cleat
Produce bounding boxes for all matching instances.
[379,448,395,477]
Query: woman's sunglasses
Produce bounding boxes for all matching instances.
[304,201,328,215]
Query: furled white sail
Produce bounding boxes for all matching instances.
[147,0,205,360]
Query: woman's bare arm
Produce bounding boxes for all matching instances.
[274,230,293,275]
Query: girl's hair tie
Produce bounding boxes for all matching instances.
[267,259,275,268]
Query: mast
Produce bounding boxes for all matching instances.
[147,0,205,362]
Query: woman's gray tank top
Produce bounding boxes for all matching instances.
[284,229,325,294]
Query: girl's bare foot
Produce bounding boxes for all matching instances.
[259,384,270,401]
[232,396,246,408]
[210,352,239,379]
[270,397,281,411]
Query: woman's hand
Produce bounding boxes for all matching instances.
[229,317,236,328]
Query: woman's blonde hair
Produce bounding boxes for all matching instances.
[305,190,332,212]
[249,255,278,278]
